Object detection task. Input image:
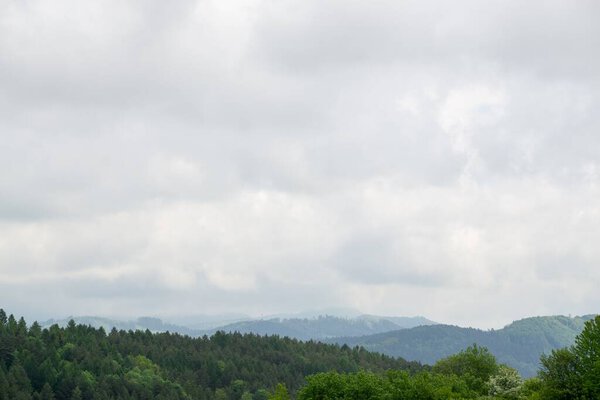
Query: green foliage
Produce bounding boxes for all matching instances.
[332,315,595,377]
[2,305,596,400]
[38,383,55,400]
[268,383,291,400]
[538,348,579,399]
[0,366,8,400]
[0,308,420,400]
[433,344,498,395]
[520,378,543,399]
[69,387,81,400]
[538,315,600,399]
[572,316,600,397]
[297,369,478,400]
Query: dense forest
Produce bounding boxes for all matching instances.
[303,316,600,399]
[330,315,595,377]
[1,309,599,399]
[46,314,592,378]
[0,309,420,400]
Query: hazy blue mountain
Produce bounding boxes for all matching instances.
[41,313,436,340]
[200,314,437,340]
[329,315,596,377]
[163,313,252,330]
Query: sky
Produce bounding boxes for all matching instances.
[1,0,599,329]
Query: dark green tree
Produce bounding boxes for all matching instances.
[0,366,9,400]
[37,383,55,400]
[70,386,82,400]
[539,348,579,399]
[7,362,32,399]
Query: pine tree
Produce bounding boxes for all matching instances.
[7,362,32,398]
[0,367,9,400]
[70,386,82,400]
[29,322,42,338]
[38,383,55,400]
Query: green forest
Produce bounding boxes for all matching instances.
[0,309,598,400]
[329,315,594,377]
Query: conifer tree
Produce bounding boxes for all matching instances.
[70,386,82,400]
[0,366,9,400]
[38,383,54,400]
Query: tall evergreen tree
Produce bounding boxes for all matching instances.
[70,386,82,400]
[37,383,55,400]
[0,366,9,400]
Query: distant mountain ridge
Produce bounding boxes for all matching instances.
[328,314,596,377]
[199,315,437,340]
[43,313,595,376]
[42,314,436,340]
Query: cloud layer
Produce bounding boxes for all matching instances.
[1,0,599,328]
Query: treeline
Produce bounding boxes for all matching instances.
[329,315,594,377]
[1,308,598,399]
[0,309,421,400]
[299,316,600,400]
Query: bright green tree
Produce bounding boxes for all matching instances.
[269,383,290,400]
[433,344,498,395]
[573,316,600,397]
[538,316,600,399]
[539,348,579,399]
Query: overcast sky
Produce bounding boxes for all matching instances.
[1,0,599,328]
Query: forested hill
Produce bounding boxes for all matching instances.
[43,314,436,341]
[199,315,436,340]
[0,309,422,400]
[329,315,595,377]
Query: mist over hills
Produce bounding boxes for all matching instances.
[329,314,596,377]
[42,315,200,336]
[198,315,436,339]
[42,314,436,340]
[42,312,596,376]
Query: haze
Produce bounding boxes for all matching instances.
[1,0,599,329]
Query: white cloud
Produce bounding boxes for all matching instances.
[0,0,599,327]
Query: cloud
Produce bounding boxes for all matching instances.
[0,0,599,328]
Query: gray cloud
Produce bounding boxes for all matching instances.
[1,0,599,328]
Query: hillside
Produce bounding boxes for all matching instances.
[330,315,595,377]
[199,315,436,340]
[0,309,422,399]
[43,314,436,341]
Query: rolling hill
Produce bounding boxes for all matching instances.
[329,315,596,377]
[199,315,437,340]
[43,314,436,341]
